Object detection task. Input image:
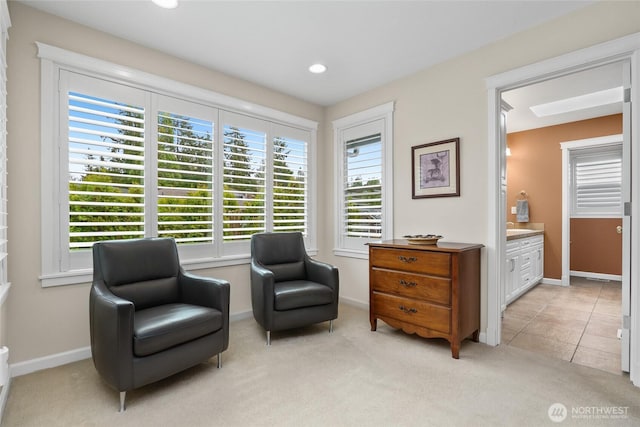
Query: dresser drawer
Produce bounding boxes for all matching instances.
[371,268,451,306]
[372,292,451,334]
[370,247,451,276]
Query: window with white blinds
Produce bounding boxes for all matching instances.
[222,121,266,241]
[273,134,308,234]
[333,102,394,257]
[344,133,382,238]
[68,92,146,248]
[571,145,622,217]
[41,59,316,285]
[157,110,214,244]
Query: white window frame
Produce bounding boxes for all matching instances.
[38,43,317,287]
[332,102,394,259]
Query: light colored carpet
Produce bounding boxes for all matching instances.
[3,304,640,426]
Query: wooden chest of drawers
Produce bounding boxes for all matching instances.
[368,240,483,359]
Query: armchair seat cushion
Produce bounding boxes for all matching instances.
[274,281,334,311]
[134,303,222,357]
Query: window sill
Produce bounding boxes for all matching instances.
[40,254,261,287]
[333,248,368,260]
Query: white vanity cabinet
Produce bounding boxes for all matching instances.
[504,233,544,307]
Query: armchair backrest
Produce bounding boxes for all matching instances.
[251,232,307,282]
[92,238,180,310]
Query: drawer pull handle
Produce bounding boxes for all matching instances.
[398,256,417,263]
[399,305,417,314]
[399,280,417,288]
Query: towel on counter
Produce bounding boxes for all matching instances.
[516,199,529,222]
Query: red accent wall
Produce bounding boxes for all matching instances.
[506,114,622,279]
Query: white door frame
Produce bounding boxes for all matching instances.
[485,32,640,387]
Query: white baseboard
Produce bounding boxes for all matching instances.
[478,331,488,345]
[570,270,622,282]
[10,346,91,378]
[339,296,368,310]
[9,310,255,379]
[0,378,10,424]
[230,309,253,322]
[542,277,563,286]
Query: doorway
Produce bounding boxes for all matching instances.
[485,33,640,387]
[499,63,626,373]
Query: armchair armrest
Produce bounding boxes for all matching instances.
[179,270,230,313]
[305,256,339,293]
[250,259,276,328]
[89,280,135,392]
[179,270,230,350]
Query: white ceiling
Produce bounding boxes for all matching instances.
[18,0,593,107]
[502,61,624,133]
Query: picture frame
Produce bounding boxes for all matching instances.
[411,137,460,199]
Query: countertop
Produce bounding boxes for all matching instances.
[506,229,544,241]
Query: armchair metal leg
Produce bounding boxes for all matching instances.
[217,353,222,369]
[266,330,271,346]
[329,319,334,333]
[119,391,126,412]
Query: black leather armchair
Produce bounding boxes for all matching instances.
[90,238,230,411]
[250,232,339,345]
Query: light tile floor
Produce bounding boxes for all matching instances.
[502,277,622,375]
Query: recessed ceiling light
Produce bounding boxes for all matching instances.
[309,63,327,74]
[152,0,178,9]
[530,86,623,117]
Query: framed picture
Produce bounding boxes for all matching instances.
[411,137,460,199]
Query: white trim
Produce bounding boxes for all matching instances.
[486,32,640,387]
[0,283,9,305]
[485,86,502,347]
[485,33,640,90]
[0,377,10,425]
[230,309,253,322]
[339,296,369,310]
[10,346,92,378]
[542,277,563,286]
[40,254,261,287]
[9,309,256,378]
[332,101,394,257]
[559,134,623,150]
[36,42,317,131]
[332,248,369,259]
[570,271,622,282]
[332,102,394,129]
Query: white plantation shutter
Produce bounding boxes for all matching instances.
[272,130,308,234]
[41,51,317,284]
[222,113,267,241]
[68,91,146,248]
[571,145,622,217]
[344,133,382,238]
[157,106,214,244]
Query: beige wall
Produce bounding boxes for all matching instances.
[5,3,324,364]
[4,1,640,366]
[324,2,640,330]
[506,114,623,279]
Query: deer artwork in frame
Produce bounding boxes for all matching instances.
[411,137,460,199]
